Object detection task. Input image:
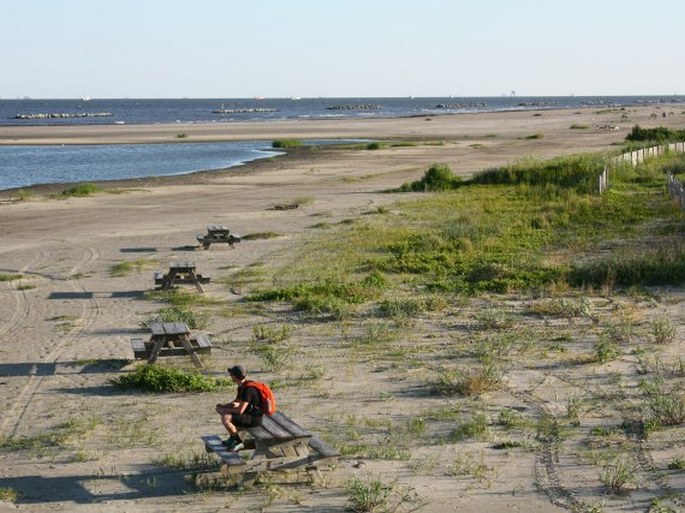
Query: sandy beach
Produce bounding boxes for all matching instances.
[1,105,683,512]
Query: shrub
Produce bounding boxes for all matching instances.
[271,139,303,149]
[61,183,101,197]
[650,316,677,344]
[112,364,231,392]
[399,163,463,192]
[366,142,383,150]
[626,125,685,143]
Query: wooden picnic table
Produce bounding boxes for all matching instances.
[197,225,241,250]
[130,322,212,368]
[202,411,339,485]
[155,261,210,293]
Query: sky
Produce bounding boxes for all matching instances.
[3,0,684,99]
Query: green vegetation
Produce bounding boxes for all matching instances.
[0,487,18,503]
[240,231,281,240]
[140,305,210,329]
[522,133,544,139]
[60,183,101,197]
[570,124,590,130]
[175,133,187,139]
[110,258,150,277]
[112,364,231,392]
[345,475,422,513]
[626,124,685,143]
[398,163,463,192]
[16,189,31,201]
[143,288,224,307]
[0,274,23,282]
[272,139,303,149]
[366,142,383,150]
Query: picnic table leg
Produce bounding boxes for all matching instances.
[188,270,205,293]
[162,270,176,290]
[179,334,204,368]
[147,337,165,364]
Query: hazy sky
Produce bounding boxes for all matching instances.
[3,0,684,98]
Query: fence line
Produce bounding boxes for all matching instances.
[667,172,685,211]
[598,142,685,201]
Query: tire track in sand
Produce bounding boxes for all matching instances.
[1,244,101,437]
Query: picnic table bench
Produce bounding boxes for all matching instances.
[197,225,241,250]
[154,261,210,293]
[202,411,339,485]
[131,322,211,368]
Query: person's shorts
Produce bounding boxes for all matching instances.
[232,413,263,428]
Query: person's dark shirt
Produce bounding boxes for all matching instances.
[237,384,263,414]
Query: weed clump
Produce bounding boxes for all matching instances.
[113,364,231,392]
[626,124,685,143]
[399,163,462,192]
[272,139,303,149]
[60,183,101,197]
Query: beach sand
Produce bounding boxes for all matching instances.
[1,105,683,512]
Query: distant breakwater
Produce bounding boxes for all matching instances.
[327,104,383,110]
[435,102,488,109]
[14,112,113,120]
[213,107,278,114]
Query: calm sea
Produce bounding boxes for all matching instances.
[1,96,682,191]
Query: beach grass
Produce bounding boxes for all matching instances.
[272,139,303,149]
[60,183,101,197]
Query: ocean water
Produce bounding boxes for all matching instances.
[0,141,282,191]
[1,95,682,126]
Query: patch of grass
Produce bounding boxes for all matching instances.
[175,133,187,139]
[570,124,591,129]
[650,316,677,344]
[626,125,685,143]
[451,413,490,441]
[0,487,19,502]
[0,273,23,282]
[522,133,544,139]
[16,284,36,291]
[252,324,292,343]
[378,295,447,318]
[110,258,150,277]
[272,139,303,149]
[447,450,490,479]
[498,408,531,429]
[598,456,638,493]
[398,163,463,192]
[60,183,101,197]
[143,289,224,306]
[640,379,685,429]
[431,365,503,397]
[112,364,231,392]
[365,142,383,150]
[594,335,621,364]
[667,457,685,470]
[16,189,31,201]
[240,232,281,240]
[140,306,210,330]
[345,475,423,513]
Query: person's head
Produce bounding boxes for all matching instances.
[228,365,246,384]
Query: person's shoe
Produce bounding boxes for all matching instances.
[229,442,244,453]
[222,437,241,450]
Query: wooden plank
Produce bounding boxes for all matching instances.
[260,415,297,440]
[150,323,164,336]
[308,437,339,458]
[247,425,275,442]
[270,412,312,438]
[194,334,212,348]
[131,338,148,358]
[201,435,246,467]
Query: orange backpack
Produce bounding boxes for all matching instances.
[243,380,276,416]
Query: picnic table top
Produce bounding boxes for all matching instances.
[169,261,196,271]
[150,322,190,337]
[207,224,230,232]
